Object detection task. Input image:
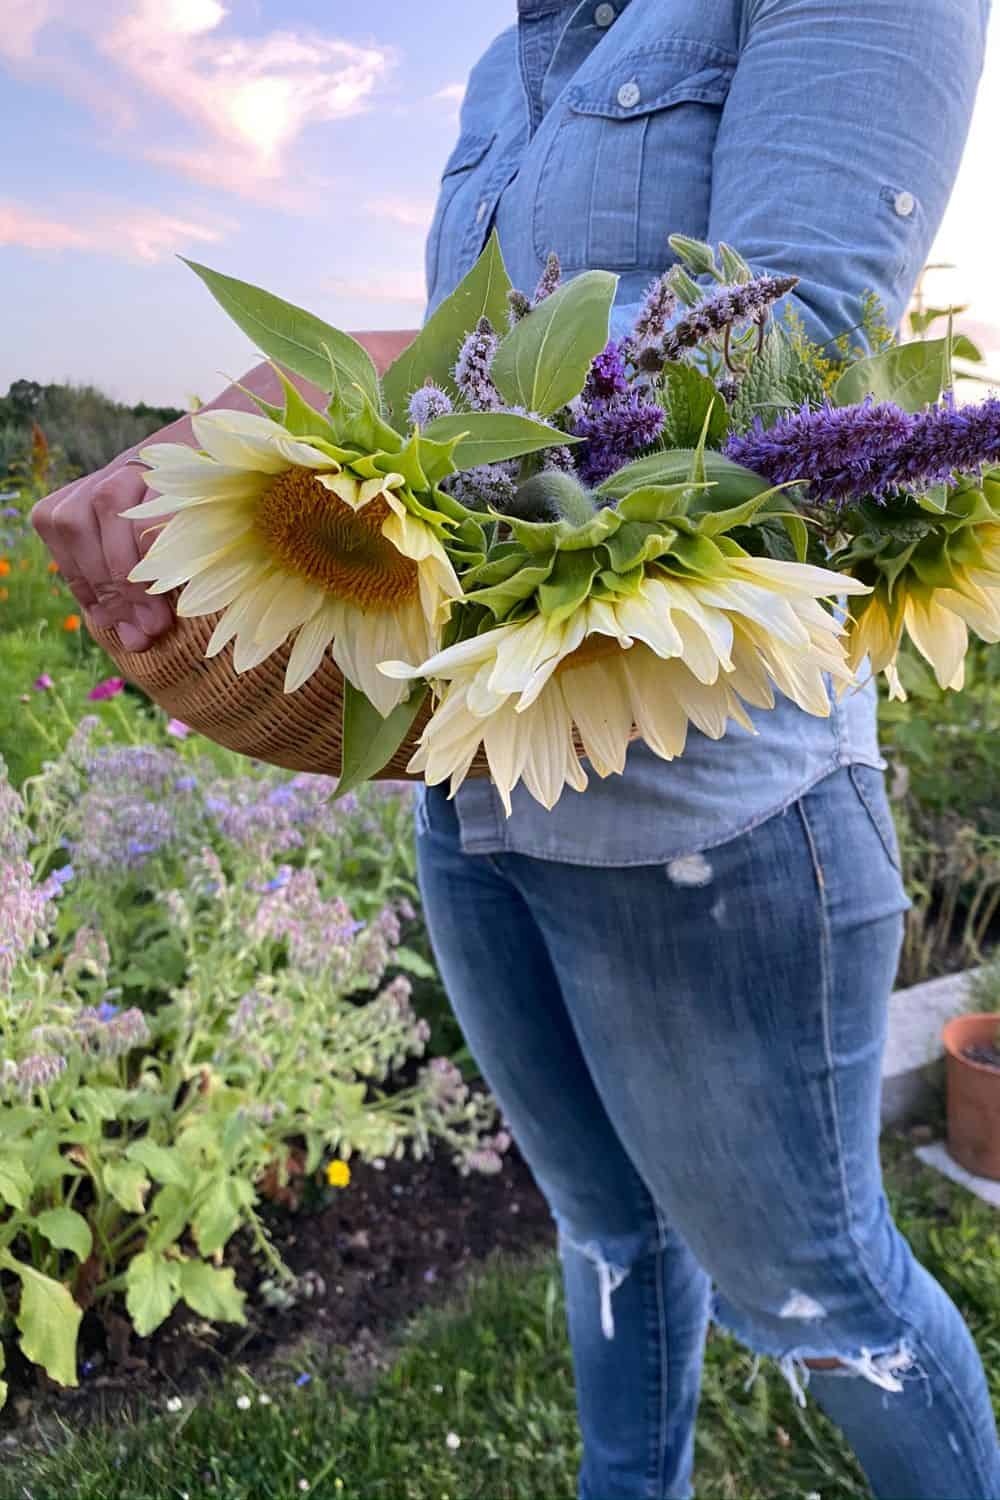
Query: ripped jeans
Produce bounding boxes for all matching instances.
[416,766,1000,1500]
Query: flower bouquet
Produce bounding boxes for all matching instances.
[91,233,1000,811]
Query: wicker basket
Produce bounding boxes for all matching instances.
[87,603,640,783]
[86,603,436,780]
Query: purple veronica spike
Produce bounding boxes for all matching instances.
[407,383,453,427]
[453,317,501,411]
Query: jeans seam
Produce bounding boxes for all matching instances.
[652,1241,668,1500]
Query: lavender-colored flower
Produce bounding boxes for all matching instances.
[421,1056,469,1110]
[629,274,677,352]
[408,383,453,427]
[0,776,28,860]
[724,397,916,504]
[584,341,629,403]
[97,1000,120,1022]
[445,462,518,513]
[873,390,1000,496]
[63,925,111,985]
[15,1053,67,1096]
[640,274,799,370]
[2,505,20,517]
[574,391,666,485]
[33,673,53,691]
[1,859,57,989]
[174,775,197,792]
[166,719,190,739]
[542,444,578,475]
[453,317,501,411]
[100,1007,151,1058]
[532,251,562,305]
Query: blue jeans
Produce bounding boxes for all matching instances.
[416,766,1000,1500]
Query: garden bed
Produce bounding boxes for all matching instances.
[0,1142,552,1434]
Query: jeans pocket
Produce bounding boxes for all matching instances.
[848,764,903,873]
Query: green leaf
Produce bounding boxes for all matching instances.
[782,514,810,563]
[599,450,773,505]
[392,945,437,980]
[466,558,555,617]
[832,337,953,412]
[382,231,512,421]
[421,411,577,469]
[537,549,601,623]
[492,270,618,415]
[268,362,336,439]
[125,1250,181,1338]
[35,1207,92,1263]
[191,1176,256,1257]
[4,1257,82,1388]
[103,1159,150,1214]
[183,260,379,409]
[147,1183,194,1254]
[658,362,729,449]
[0,1159,32,1212]
[126,1140,189,1187]
[334,683,428,802]
[178,1260,247,1326]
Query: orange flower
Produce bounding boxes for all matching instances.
[0,587,8,601]
[48,561,59,574]
[0,560,10,577]
[62,613,81,632]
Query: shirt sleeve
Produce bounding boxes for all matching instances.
[612,0,989,348]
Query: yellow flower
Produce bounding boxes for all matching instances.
[124,410,462,715]
[325,1159,351,1189]
[847,521,1000,700]
[383,557,866,812]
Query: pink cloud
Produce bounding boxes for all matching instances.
[1,3,396,206]
[0,198,228,262]
[366,195,436,232]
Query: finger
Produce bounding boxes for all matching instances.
[94,476,175,640]
[31,479,87,585]
[54,467,148,614]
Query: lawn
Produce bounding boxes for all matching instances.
[2,1136,997,1500]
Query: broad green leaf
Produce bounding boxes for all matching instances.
[0,1159,32,1212]
[35,1207,92,1262]
[832,337,952,412]
[147,1183,194,1254]
[334,683,429,803]
[599,450,773,505]
[602,521,676,574]
[466,558,555,617]
[125,1250,181,1337]
[269,363,336,439]
[382,231,512,421]
[492,270,618,415]
[126,1139,189,1187]
[5,1257,82,1388]
[422,411,578,468]
[191,1175,256,1257]
[782,514,810,563]
[392,945,437,979]
[178,1261,247,1326]
[104,1159,150,1214]
[658,362,729,449]
[183,260,379,409]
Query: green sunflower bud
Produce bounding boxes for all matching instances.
[502,472,599,527]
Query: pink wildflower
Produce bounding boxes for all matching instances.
[87,677,125,702]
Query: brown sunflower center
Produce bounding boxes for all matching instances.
[555,632,628,676]
[255,467,419,611]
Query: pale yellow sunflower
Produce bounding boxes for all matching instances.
[124,410,461,714]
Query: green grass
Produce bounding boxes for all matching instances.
[3,1138,997,1500]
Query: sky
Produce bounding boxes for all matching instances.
[1,0,997,409]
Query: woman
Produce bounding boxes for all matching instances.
[33,2,999,1496]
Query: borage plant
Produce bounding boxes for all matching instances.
[123,235,1000,810]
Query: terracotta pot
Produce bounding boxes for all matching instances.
[942,1012,1000,1181]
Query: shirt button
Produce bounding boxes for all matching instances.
[475,199,488,225]
[894,190,915,218]
[594,2,616,25]
[617,79,641,109]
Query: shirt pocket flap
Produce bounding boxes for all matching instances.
[568,41,735,119]
[441,131,497,177]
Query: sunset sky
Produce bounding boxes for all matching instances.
[2,0,997,409]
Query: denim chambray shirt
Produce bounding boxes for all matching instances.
[416,0,989,866]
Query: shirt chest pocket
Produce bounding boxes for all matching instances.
[532,42,735,274]
[425,131,496,305]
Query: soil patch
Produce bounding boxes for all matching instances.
[0,1143,553,1438]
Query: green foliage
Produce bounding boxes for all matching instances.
[421,410,578,468]
[726,323,827,433]
[382,231,512,422]
[335,680,428,801]
[491,269,618,415]
[183,260,380,412]
[656,362,729,449]
[833,335,954,411]
[0,381,183,485]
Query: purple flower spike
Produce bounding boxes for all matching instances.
[532,252,562,305]
[453,317,501,412]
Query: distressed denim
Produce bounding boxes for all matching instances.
[418,0,990,862]
[417,766,1000,1499]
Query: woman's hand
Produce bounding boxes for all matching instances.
[30,329,417,652]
